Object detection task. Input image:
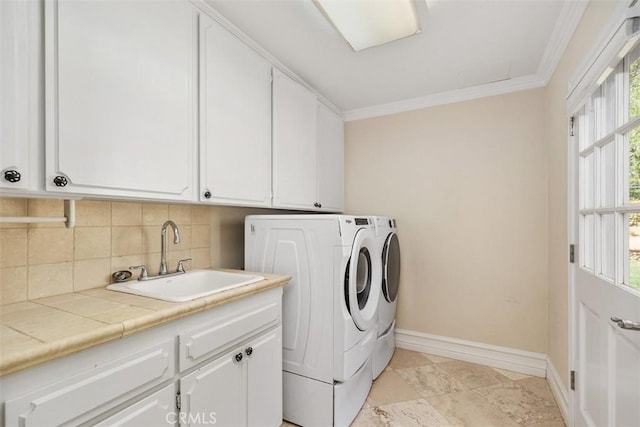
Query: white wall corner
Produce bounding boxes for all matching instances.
[395,328,548,378]
[537,0,590,83]
[546,356,570,425]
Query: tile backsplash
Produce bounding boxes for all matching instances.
[0,198,214,304]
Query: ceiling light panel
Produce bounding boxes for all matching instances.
[314,0,420,51]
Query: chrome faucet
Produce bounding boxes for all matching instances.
[160,220,180,275]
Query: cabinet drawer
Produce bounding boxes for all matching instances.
[4,340,175,427]
[93,382,177,427]
[179,299,280,371]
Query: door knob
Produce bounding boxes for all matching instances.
[53,175,68,187]
[610,317,640,331]
[3,170,21,183]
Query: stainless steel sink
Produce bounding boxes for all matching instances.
[106,269,264,302]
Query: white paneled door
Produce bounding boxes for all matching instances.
[573,48,640,427]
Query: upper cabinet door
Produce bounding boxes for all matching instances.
[272,69,317,209]
[44,0,196,200]
[198,13,271,207]
[316,102,344,213]
[0,0,43,192]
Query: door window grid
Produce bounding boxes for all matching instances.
[578,45,640,291]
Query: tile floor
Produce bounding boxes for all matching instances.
[285,349,565,427]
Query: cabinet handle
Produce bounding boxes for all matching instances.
[53,175,68,187]
[245,347,253,356]
[3,169,21,183]
[235,352,243,362]
[203,190,212,199]
[314,202,320,208]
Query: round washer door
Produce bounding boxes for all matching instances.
[346,227,381,331]
[382,232,401,303]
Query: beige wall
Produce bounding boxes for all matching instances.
[546,0,619,388]
[0,197,258,305]
[345,89,549,353]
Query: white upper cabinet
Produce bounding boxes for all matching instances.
[198,13,272,207]
[272,69,344,212]
[0,1,43,193]
[272,69,318,210]
[44,0,196,200]
[316,102,344,212]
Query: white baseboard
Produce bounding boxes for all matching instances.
[546,357,569,425]
[395,328,548,378]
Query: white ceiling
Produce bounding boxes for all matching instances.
[206,0,584,119]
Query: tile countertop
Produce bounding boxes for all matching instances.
[0,269,290,376]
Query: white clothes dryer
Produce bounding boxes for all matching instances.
[244,215,381,427]
[372,216,401,379]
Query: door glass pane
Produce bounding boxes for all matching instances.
[581,152,595,209]
[600,141,616,207]
[602,72,616,136]
[628,44,640,120]
[601,214,615,280]
[628,214,640,289]
[593,86,605,141]
[628,127,640,203]
[578,106,591,151]
[583,214,595,271]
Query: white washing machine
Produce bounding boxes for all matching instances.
[371,216,401,379]
[244,215,381,427]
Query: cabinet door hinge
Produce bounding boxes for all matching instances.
[176,391,181,411]
[569,117,575,137]
[570,370,576,391]
[570,244,575,264]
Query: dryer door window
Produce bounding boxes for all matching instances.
[355,247,372,309]
[346,228,381,331]
[383,233,401,303]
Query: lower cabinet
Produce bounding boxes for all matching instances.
[180,346,245,426]
[180,327,281,427]
[246,328,282,427]
[1,287,283,427]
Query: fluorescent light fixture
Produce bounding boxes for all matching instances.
[314,0,420,51]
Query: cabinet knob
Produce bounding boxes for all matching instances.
[53,175,68,187]
[245,347,253,356]
[235,352,243,362]
[203,190,212,199]
[314,202,322,208]
[3,169,21,183]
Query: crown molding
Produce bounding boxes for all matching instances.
[343,74,546,122]
[537,0,589,83]
[343,0,588,122]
